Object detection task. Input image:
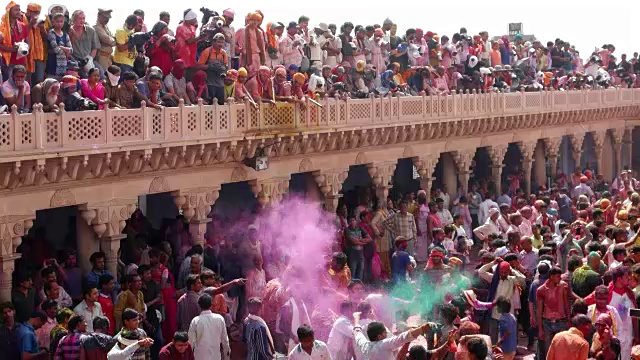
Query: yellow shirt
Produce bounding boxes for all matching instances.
[113,28,136,66]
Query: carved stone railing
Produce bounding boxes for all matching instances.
[1,88,639,158]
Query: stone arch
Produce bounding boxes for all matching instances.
[50,189,77,208]
[148,176,170,194]
[298,157,315,173]
[354,152,369,165]
[230,166,249,182]
[402,146,415,158]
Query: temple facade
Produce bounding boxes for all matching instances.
[0,88,638,301]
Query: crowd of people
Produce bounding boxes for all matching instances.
[0,4,637,114]
[1,3,640,360]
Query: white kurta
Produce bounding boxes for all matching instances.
[188,310,230,360]
[609,292,634,360]
[326,316,354,360]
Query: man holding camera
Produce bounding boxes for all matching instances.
[113,15,138,75]
[197,32,227,105]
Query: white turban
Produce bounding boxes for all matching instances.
[184,9,198,21]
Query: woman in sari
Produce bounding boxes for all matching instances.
[80,68,106,109]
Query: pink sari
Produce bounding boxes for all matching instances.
[153,264,177,342]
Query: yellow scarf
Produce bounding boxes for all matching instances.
[0,1,18,64]
[22,13,44,72]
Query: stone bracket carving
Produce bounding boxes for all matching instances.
[488,144,508,165]
[543,137,563,157]
[0,215,35,257]
[412,157,439,179]
[368,161,397,187]
[611,128,625,147]
[453,150,475,173]
[172,187,221,222]
[519,142,537,162]
[79,199,137,239]
[250,177,290,206]
[568,134,585,161]
[314,168,349,196]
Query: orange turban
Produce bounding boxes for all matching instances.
[580,176,588,183]
[247,12,262,21]
[600,198,610,209]
[238,67,248,77]
[292,72,305,85]
[26,2,40,11]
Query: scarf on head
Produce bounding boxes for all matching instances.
[487,262,513,302]
[191,70,207,98]
[1,1,19,64]
[266,22,277,50]
[591,307,617,336]
[426,248,445,270]
[23,4,44,71]
[172,59,185,79]
[572,263,594,286]
[41,78,59,104]
[245,23,265,68]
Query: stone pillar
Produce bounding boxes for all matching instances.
[314,169,348,213]
[569,134,585,168]
[533,142,546,188]
[625,127,634,170]
[488,145,508,194]
[250,177,290,208]
[368,161,397,202]
[520,142,537,195]
[612,128,624,175]
[172,187,220,246]
[79,200,137,277]
[76,214,100,274]
[0,215,34,302]
[544,137,562,180]
[442,153,457,198]
[592,131,606,175]
[412,156,439,201]
[453,150,475,194]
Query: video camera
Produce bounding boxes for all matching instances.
[200,7,218,25]
[128,32,152,51]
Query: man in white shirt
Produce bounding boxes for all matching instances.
[326,300,354,360]
[288,325,331,360]
[73,286,103,332]
[188,293,230,360]
[478,192,499,225]
[477,259,526,343]
[353,315,433,360]
[474,208,500,249]
[436,198,453,225]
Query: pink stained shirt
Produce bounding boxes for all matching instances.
[80,79,106,110]
[175,23,198,67]
[245,268,267,300]
[279,34,303,67]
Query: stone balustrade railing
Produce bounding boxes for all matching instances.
[1,88,639,157]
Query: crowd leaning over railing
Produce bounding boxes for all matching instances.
[0,3,636,116]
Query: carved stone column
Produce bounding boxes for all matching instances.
[79,200,137,277]
[172,187,220,246]
[544,137,562,180]
[453,150,475,194]
[519,142,537,195]
[412,157,439,201]
[625,127,635,171]
[250,177,290,208]
[314,168,348,213]
[488,145,508,194]
[368,161,397,202]
[612,128,625,175]
[0,215,34,302]
[592,131,606,175]
[569,134,585,166]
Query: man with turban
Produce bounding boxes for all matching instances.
[236,12,265,71]
[255,65,274,103]
[221,9,235,68]
[223,68,237,101]
[23,3,46,83]
[176,8,202,77]
[478,257,526,343]
[0,2,29,69]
